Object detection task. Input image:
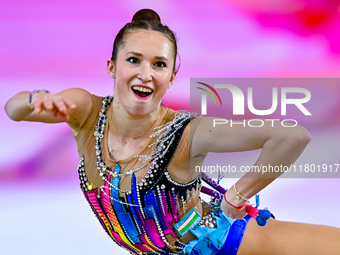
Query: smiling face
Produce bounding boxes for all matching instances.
[108,30,176,116]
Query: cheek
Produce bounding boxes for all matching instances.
[116,69,132,90]
[156,77,170,94]
[160,73,172,85]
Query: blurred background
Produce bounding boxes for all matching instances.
[1,0,340,254]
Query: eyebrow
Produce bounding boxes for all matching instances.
[127,51,169,61]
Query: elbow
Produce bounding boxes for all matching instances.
[8,116,23,122]
[4,102,22,122]
[301,126,312,144]
[288,125,312,149]
[272,124,311,150]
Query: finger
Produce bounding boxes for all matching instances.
[48,108,68,121]
[33,101,43,114]
[50,108,58,117]
[236,212,246,219]
[44,101,54,111]
[233,213,244,220]
[233,208,247,219]
[54,100,68,114]
[62,98,76,109]
[56,111,69,121]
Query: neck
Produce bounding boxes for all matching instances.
[109,100,162,144]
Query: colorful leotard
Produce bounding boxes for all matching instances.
[74,95,250,255]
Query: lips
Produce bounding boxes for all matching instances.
[131,85,154,100]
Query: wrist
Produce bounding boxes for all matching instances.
[224,189,246,209]
[233,183,249,201]
[28,89,50,109]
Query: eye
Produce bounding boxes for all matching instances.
[155,61,167,68]
[127,57,139,64]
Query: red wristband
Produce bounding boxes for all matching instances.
[224,192,245,210]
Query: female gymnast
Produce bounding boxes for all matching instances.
[5,8,340,255]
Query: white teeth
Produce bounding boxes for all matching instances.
[132,86,152,93]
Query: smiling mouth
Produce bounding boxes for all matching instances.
[131,86,153,98]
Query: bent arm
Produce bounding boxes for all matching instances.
[191,117,311,218]
[231,124,310,200]
[5,88,92,130]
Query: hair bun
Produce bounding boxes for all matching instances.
[132,9,161,23]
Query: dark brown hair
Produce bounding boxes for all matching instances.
[111,9,179,72]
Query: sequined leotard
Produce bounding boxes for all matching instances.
[74,95,247,255]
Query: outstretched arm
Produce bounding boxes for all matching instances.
[5,88,92,131]
[191,117,311,219]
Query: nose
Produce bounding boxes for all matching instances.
[137,62,152,82]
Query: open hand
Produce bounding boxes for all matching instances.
[31,92,76,121]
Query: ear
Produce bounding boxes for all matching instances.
[168,70,178,88]
[107,59,115,78]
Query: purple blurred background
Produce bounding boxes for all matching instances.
[1,1,340,254]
